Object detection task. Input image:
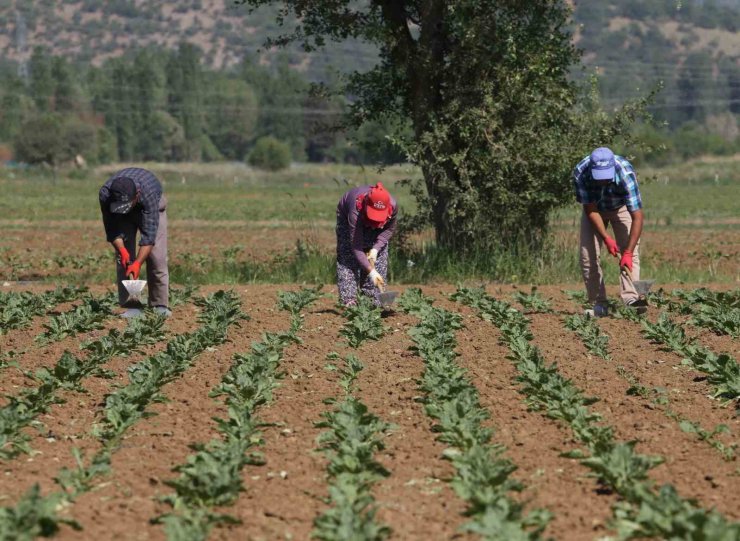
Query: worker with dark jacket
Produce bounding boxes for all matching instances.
[99,167,169,315]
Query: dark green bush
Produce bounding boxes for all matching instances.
[246,136,291,171]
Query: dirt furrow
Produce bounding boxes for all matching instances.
[50,288,279,541]
[351,308,470,540]
[214,295,343,540]
[433,291,618,541]
[528,311,740,520]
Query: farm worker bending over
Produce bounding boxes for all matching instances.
[336,182,397,307]
[573,147,646,317]
[99,167,170,316]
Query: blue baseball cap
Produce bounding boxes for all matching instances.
[590,147,615,181]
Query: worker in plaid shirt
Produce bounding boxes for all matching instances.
[99,167,169,315]
[573,147,645,316]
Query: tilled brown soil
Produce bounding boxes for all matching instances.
[0,283,738,540]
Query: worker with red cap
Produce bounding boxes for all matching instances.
[335,182,398,306]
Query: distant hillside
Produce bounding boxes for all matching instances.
[0,0,738,134]
[1,1,738,80]
[0,0,378,79]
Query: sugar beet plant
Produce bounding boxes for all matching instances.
[0,290,243,538]
[677,288,740,339]
[155,287,320,540]
[313,351,392,541]
[454,286,740,540]
[340,295,386,348]
[0,312,166,460]
[564,314,611,360]
[36,293,117,344]
[399,288,552,539]
[512,287,552,314]
[0,286,86,335]
[564,292,734,460]
[642,312,740,406]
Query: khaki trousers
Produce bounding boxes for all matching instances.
[580,205,640,305]
[116,195,169,307]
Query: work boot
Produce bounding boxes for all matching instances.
[584,303,609,318]
[153,305,172,317]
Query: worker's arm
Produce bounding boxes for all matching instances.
[584,203,619,257]
[625,209,643,253]
[135,245,153,264]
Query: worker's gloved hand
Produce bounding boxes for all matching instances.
[603,235,619,257]
[368,269,385,290]
[620,250,633,273]
[126,261,141,280]
[367,248,378,268]
[116,246,130,268]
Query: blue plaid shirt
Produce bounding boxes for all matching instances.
[99,168,163,246]
[573,155,642,212]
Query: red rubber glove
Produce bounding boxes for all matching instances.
[126,261,141,280]
[116,246,130,268]
[620,250,633,273]
[603,236,619,257]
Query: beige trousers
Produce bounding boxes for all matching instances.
[116,195,169,307]
[580,205,640,305]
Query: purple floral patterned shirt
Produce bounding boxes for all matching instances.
[337,185,398,272]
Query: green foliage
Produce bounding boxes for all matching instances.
[340,295,386,349]
[0,312,165,459]
[14,113,97,167]
[239,0,652,252]
[564,314,611,360]
[314,351,392,541]
[247,136,291,171]
[642,313,740,404]
[455,286,740,537]
[671,288,740,338]
[512,287,552,314]
[36,293,116,344]
[0,485,81,540]
[398,289,552,538]
[156,288,318,539]
[100,291,246,443]
[0,286,86,335]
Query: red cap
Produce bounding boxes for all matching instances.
[364,182,392,222]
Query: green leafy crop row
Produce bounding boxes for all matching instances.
[454,286,740,540]
[314,351,392,541]
[642,313,740,406]
[655,288,740,338]
[399,288,552,539]
[564,314,611,360]
[0,286,86,335]
[0,290,242,540]
[36,294,116,344]
[339,296,386,348]
[156,287,320,540]
[0,312,166,460]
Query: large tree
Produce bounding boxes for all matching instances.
[237,0,647,251]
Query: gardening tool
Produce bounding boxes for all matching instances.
[621,267,655,302]
[121,273,147,305]
[368,256,398,310]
